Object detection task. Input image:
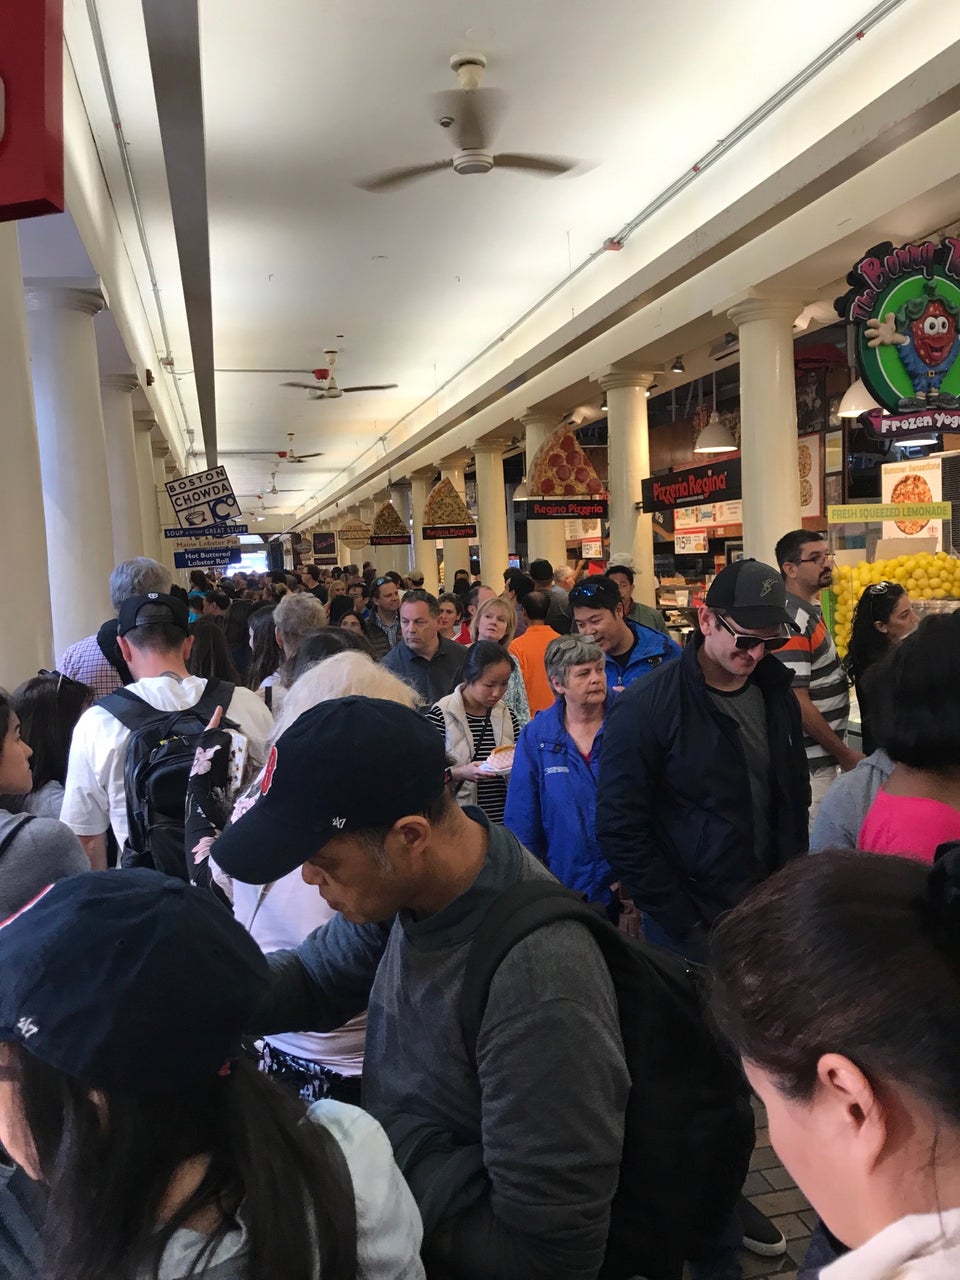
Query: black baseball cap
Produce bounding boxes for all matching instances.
[0,870,269,1094]
[529,558,554,580]
[117,591,190,637]
[212,697,448,884]
[705,559,792,629]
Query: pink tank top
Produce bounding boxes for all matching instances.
[858,787,960,864]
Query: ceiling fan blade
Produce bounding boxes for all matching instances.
[282,381,322,389]
[493,153,577,176]
[432,87,505,151]
[341,383,399,393]
[355,160,451,192]
[292,451,325,459]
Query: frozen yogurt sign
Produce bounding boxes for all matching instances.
[836,238,960,437]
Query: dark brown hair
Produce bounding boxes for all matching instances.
[710,850,960,1126]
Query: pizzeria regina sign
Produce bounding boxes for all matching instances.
[422,523,477,541]
[640,457,741,513]
[836,238,960,435]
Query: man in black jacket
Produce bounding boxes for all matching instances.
[596,558,809,1275]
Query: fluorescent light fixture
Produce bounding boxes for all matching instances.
[694,411,737,453]
[838,378,880,418]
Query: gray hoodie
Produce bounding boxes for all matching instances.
[809,750,894,852]
[0,811,89,918]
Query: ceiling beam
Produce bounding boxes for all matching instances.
[141,0,217,466]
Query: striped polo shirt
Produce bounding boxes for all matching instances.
[777,592,850,770]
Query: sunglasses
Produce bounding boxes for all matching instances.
[713,613,788,653]
[866,580,899,620]
[569,582,618,607]
[38,668,65,695]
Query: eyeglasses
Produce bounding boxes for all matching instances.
[713,613,788,653]
[795,551,834,566]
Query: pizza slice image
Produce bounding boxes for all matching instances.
[372,501,409,537]
[423,478,472,525]
[528,426,605,497]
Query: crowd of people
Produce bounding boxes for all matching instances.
[1,530,959,1280]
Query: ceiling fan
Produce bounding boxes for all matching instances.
[281,348,397,399]
[221,433,324,464]
[356,54,577,192]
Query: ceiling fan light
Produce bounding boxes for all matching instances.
[694,411,737,453]
[838,378,881,418]
[671,355,685,374]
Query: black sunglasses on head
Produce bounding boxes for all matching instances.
[569,582,618,607]
[713,613,788,653]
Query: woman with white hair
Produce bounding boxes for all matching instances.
[199,652,420,1103]
[256,591,327,714]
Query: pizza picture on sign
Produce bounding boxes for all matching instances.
[372,501,408,538]
[528,426,605,497]
[423,478,471,526]
[890,473,933,534]
[339,519,372,549]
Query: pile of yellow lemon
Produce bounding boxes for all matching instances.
[832,551,960,658]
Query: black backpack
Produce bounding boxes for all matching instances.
[460,880,754,1280]
[98,680,236,881]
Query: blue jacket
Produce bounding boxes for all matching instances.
[604,619,682,691]
[504,698,614,904]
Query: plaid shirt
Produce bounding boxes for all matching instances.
[59,633,122,700]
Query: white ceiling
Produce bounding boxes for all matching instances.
[65,0,917,516]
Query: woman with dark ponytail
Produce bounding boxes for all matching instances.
[0,870,425,1280]
[711,848,960,1280]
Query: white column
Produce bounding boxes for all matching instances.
[472,439,510,584]
[727,295,804,565]
[359,498,377,571]
[25,282,114,659]
[162,460,184,584]
[390,480,413,576]
[134,413,162,563]
[410,467,440,596]
[152,446,172,577]
[440,455,472,586]
[100,374,145,562]
[521,412,568,569]
[0,227,54,682]
[600,369,657,606]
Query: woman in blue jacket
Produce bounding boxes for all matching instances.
[504,634,615,909]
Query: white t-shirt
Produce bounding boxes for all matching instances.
[231,871,366,1072]
[61,675,273,846]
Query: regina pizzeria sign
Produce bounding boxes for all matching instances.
[836,238,960,440]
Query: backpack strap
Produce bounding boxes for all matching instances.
[0,814,35,861]
[460,880,610,1066]
[98,680,235,733]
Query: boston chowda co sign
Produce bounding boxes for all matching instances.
[837,238,960,441]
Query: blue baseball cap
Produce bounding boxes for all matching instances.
[0,870,269,1093]
[212,696,448,885]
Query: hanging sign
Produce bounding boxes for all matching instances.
[827,502,952,524]
[422,523,477,540]
[836,238,960,428]
[0,0,64,220]
[515,498,608,521]
[312,531,338,562]
[370,500,412,546]
[338,520,372,549]
[163,523,248,539]
[174,548,242,570]
[641,457,742,512]
[166,466,241,529]
[858,406,960,442]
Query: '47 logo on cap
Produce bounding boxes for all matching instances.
[331,817,346,830]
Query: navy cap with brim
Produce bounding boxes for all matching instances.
[211,696,449,886]
[724,603,793,629]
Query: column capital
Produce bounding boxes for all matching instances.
[471,436,510,456]
[24,279,106,317]
[723,290,808,327]
[520,411,562,432]
[597,367,658,393]
[151,437,171,459]
[100,373,140,395]
[389,477,412,490]
[440,451,473,472]
[133,411,158,434]
[410,465,438,482]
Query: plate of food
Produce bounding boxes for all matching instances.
[479,744,515,775]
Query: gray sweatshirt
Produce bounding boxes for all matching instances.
[0,812,89,918]
[809,750,894,852]
[256,812,629,1280]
